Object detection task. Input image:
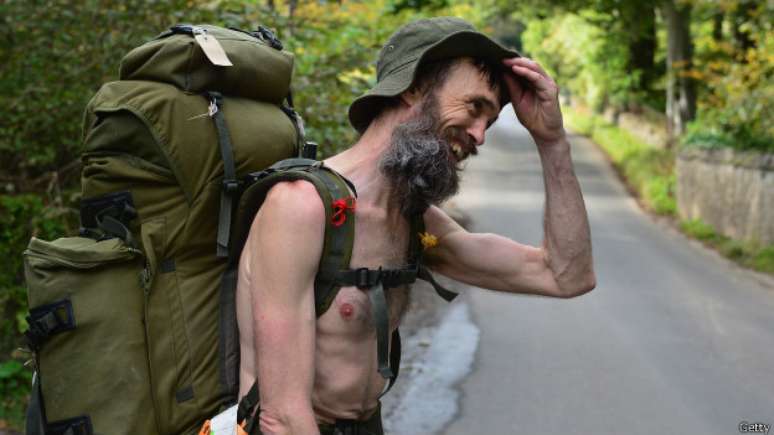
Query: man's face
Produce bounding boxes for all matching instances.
[433,59,502,162]
[378,59,502,215]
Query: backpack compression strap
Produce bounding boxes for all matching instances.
[209,90,306,259]
[207,91,239,258]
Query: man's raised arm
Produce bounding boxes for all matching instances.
[504,56,594,296]
[423,57,594,298]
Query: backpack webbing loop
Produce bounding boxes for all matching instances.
[369,280,392,380]
[24,299,76,351]
[417,265,459,302]
[46,415,93,435]
[207,91,239,258]
[25,371,46,435]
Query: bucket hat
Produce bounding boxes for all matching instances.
[348,16,520,133]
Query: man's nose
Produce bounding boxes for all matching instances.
[466,119,487,146]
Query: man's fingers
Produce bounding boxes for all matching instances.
[508,64,552,94]
[503,57,550,78]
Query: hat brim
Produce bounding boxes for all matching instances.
[348,30,520,134]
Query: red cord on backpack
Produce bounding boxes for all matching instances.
[331,196,356,227]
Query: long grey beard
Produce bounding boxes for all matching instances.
[378,98,460,217]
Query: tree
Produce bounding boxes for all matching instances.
[661,0,697,139]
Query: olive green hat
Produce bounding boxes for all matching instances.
[348,16,520,133]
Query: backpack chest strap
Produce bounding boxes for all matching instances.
[335,266,417,396]
[335,266,418,290]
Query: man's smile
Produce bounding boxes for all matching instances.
[446,129,477,162]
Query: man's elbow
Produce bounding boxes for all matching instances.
[556,270,596,298]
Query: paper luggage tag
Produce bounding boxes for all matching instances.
[209,404,238,435]
[193,29,233,67]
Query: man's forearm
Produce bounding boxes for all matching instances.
[258,405,320,435]
[536,134,595,296]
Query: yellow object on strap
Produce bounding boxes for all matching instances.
[419,232,438,250]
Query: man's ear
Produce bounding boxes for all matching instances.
[400,87,423,108]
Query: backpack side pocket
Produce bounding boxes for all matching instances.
[23,236,157,435]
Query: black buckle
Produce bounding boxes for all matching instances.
[256,25,283,50]
[207,91,223,106]
[47,415,93,435]
[223,179,240,193]
[25,299,75,351]
[355,267,372,289]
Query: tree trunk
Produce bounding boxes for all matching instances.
[624,4,657,98]
[712,10,723,42]
[267,0,275,10]
[732,1,756,59]
[287,0,298,36]
[661,0,696,141]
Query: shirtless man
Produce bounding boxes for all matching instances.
[236,17,595,435]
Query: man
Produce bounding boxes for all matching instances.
[235,17,595,435]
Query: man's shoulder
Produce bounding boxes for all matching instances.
[261,180,326,227]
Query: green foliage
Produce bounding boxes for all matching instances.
[679,218,774,274]
[512,0,665,113]
[684,0,774,152]
[0,0,219,191]
[0,359,32,427]
[645,174,677,216]
[752,246,774,274]
[680,218,718,241]
[682,117,774,153]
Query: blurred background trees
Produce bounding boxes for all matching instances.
[505,0,772,150]
[0,0,771,429]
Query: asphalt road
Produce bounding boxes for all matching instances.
[434,107,774,435]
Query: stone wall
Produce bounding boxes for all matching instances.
[602,106,669,149]
[677,148,774,244]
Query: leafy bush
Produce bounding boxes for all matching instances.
[680,218,718,241]
[685,1,774,152]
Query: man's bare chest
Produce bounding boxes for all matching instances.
[317,207,412,335]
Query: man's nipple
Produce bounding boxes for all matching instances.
[339,302,355,319]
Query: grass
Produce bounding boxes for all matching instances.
[565,105,774,275]
[680,219,774,274]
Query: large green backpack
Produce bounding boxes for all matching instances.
[22,24,456,435]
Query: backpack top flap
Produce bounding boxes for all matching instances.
[119,25,294,104]
[82,80,299,205]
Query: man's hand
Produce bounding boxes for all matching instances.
[502,57,565,146]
